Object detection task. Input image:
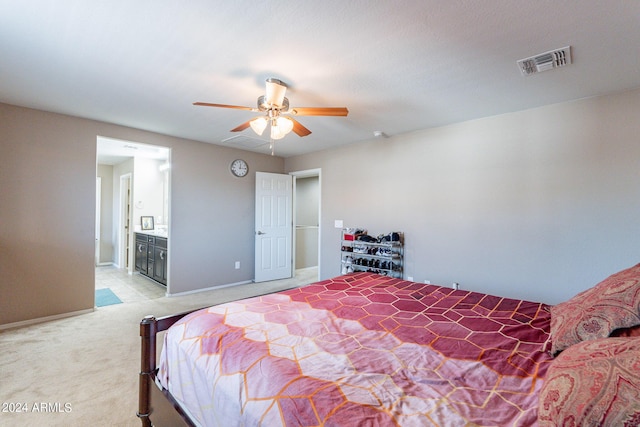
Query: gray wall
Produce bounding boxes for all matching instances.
[3,88,639,325]
[0,103,283,326]
[285,88,640,305]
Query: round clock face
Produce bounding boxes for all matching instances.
[230,159,248,177]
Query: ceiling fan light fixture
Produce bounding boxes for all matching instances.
[278,116,294,133]
[249,117,268,135]
[270,117,294,140]
[265,78,287,107]
[270,128,285,140]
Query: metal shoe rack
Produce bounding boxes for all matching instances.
[340,228,404,278]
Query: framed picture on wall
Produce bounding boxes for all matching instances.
[141,216,154,230]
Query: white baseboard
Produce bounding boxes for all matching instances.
[0,308,95,331]
[166,280,253,297]
[96,262,114,267]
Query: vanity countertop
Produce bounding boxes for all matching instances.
[136,229,168,238]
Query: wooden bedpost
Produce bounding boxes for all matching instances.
[138,315,157,427]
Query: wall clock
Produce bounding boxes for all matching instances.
[230,159,248,177]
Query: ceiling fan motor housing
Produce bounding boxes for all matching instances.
[258,95,289,112]
[264,78,288,107]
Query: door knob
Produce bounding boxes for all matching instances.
[256,231,266,235]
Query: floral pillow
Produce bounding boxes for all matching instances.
[549,263,640,355]
[538,337,640,426]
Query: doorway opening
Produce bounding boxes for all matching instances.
[291,169,321,283]
[95,136,171,303]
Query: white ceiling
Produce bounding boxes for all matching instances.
[1,1,639,158]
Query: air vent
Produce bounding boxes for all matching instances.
[220,134,269,149]
[517,46,572,76]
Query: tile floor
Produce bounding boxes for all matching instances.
[95,265,166,303]
[95,265,319,304]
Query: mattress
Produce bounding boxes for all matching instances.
[158,273,552,426]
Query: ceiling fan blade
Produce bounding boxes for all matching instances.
[193,102,256,111]
[289,107,349,116]
[290,118,312,137]
[230,120,252,132]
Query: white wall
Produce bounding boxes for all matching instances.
[285,88,640,305]
[113,159,134,268]
[295,176,319,269]
[296,177,319,226]
[132,157,165,232]
[96,164,114,264]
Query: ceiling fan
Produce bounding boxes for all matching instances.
[193,78,349,144]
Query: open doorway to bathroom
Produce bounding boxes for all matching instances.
[95,136,171,304]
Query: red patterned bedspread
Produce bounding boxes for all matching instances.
[158,273,552,426]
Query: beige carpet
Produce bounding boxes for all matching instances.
[0,269,317,427]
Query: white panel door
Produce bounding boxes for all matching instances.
[255,172,292,282]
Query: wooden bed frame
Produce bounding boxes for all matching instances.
[138,311,200,427]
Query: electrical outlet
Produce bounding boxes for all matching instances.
[452,282,459,290]
[235,261,240,269]
[424,280,430,284]
[407,276,414,281]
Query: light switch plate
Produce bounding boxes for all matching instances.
[334,220,343,228]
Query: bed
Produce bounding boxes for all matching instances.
[138,266,640,426]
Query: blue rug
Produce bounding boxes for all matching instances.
[95,288,122,307]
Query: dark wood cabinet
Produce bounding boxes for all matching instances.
[152,237,167,285]
[135,233,148,274]
[135,233,167,286]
